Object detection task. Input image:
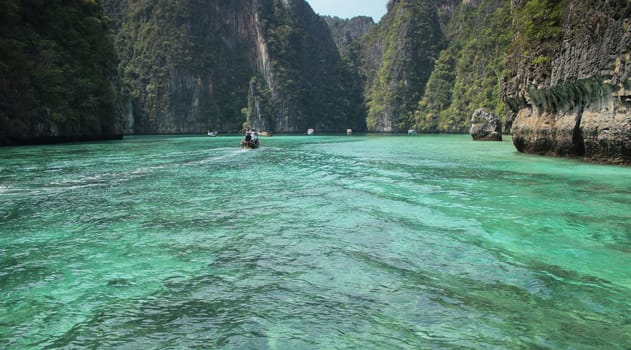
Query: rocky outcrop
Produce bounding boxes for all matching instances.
[470,109,502,141]
[503,0,631,164]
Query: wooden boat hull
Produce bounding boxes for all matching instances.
[241,140,259,149]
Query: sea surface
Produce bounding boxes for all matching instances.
[0,135,630,349]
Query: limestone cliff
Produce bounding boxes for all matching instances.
[105,0,256,133]
[414,0,513,133]
[360,0,445,132]
[249,0,365,132]
[503,0,631,164]
[0,0,122,145]
[322,16,375,60]
[105,0,364,134]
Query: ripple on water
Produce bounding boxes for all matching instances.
[0,135,630,349]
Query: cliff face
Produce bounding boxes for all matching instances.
[322,16,375,60]
[105,0,257,134]
[105,0,365,134]
[503,0,631,164]
[361,0,444,132]
[0,0,121,145]
[4,0,629,166]
[251,0,366,132]
[414,0,513,133]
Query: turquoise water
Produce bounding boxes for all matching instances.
[1,135,630,349]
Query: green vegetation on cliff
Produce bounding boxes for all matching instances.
[322,15,375,61]
[106,0,365,134]
[414,0,514,133]
[503,0,631,164]
[106,0,253,133]
[503,0,567,115]
[111,0,187,131]
[361,0,444,132]
[413,49,456,132]
[5,0,623,145]
[0,0,120,144]
[254,0,366,132]
[512,0,566,65]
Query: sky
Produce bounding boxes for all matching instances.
[306,0,389,22]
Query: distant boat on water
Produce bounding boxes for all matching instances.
[346,129,353,135]
[208,130,218,137]
[307,128,315,135]
[241,129,260,149]
[408,129,417,135]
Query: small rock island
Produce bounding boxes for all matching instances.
[470,109,502,141]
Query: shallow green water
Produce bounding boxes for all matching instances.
[1,135,630,349]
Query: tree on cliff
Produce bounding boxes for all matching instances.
[361,0,444,132]
[0,0,121,145]
[413,0,513,133]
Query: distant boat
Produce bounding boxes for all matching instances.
[407,129,417,135]
[241,130,260,149]
[259,131,272,137]
[307,128,315,135]
[346,128,353,135]
[208,130,218,137]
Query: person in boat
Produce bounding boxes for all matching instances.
[241,131,251,148]
[251,131,259,147]
[241,130,260,148]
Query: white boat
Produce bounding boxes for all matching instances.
[208,130,218,137]
[407,129,417,135]
[307,128,315,135]
[346,128,353,135]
